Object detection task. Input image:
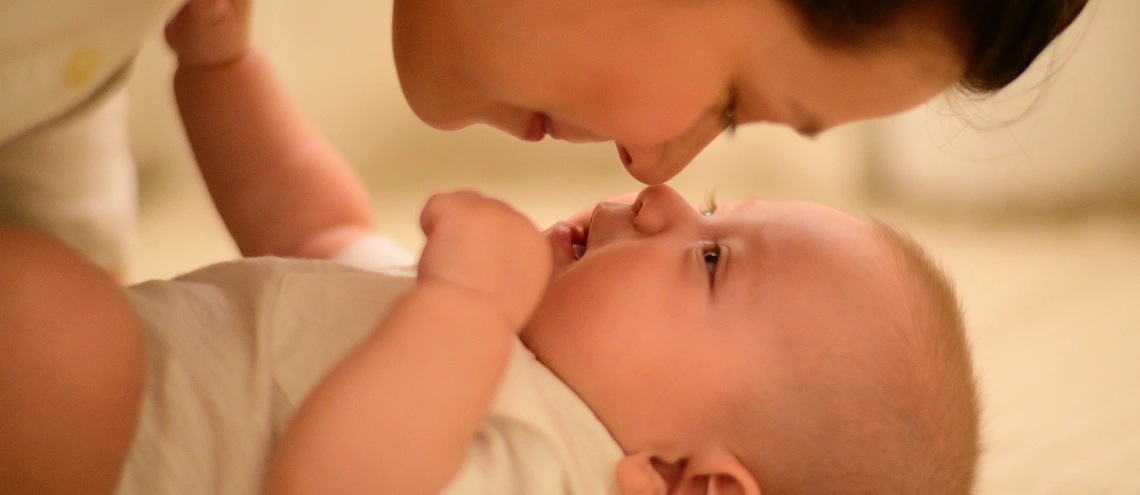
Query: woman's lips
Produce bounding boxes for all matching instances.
[524,113,550,141]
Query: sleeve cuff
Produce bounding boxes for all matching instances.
[330,233,415,272]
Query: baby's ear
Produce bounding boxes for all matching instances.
[615,451,760,495]
[615,453,668,495]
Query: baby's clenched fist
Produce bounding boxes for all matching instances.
[417,190,552,332]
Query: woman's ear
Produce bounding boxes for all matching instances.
[615,450,760,495]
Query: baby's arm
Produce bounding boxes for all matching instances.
[166,0,374,259]
[266,191,552,495]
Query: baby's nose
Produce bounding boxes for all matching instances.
[631,185,694,235]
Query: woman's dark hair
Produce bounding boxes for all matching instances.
[781,0,1089,92]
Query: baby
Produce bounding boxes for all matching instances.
[105,183,980,495]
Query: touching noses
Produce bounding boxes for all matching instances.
[630,185,699,235]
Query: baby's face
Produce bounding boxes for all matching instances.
[521,185,906,454]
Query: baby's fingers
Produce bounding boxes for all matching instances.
[164,0,252,67]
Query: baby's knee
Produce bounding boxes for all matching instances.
[0,224,145,494]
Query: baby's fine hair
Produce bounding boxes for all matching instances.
[779,0,1088,92]
[867,221,981,494]
[736,221,981,495]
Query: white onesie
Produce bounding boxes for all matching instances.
[115,254,623,495]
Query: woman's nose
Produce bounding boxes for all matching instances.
[618,114,727,185]
[631,184,697,235]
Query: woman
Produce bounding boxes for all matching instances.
[390,0,1090,183]
[0,0,1087,270]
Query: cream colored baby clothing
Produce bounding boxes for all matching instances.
[0,0,184,142]
[116,255,623,495]
[0,90,136,275]
[0,0,184,273]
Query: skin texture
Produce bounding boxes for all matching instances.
[392,0,964,183]
[269,184,911,495]
[0,225,145,495]
[523,184,909,493]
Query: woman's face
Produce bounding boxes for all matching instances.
[392,0,962,184]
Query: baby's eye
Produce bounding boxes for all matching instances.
[702,243,721,280]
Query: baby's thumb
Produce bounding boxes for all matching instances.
[418,193,449,238]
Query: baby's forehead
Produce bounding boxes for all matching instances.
[713,210,910,344]
[722,200,887,256]
[720,198,858,221]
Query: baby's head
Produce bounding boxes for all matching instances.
[520,184,979,494]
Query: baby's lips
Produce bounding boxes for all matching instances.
[545,221,586,266]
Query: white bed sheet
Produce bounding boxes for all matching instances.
[910,217,1140,494]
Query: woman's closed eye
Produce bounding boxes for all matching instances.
[722,97,739,137]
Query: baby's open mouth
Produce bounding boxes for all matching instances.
[572,224,588,260]
[548,220,589,264]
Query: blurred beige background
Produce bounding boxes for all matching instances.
[124,0,1139,492]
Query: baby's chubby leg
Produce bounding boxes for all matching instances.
[0,225,145,495]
